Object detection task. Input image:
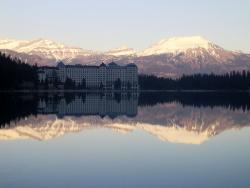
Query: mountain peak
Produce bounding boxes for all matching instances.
[0,38,93,60]
[140,36,218,56]
[25,38,66,49]
[113,45,130,50]
[106,45,136,56]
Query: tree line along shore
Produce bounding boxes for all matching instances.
[1,52,250,91]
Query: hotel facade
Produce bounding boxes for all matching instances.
[38,62,138,90]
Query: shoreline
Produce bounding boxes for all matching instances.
[0,89,249,93]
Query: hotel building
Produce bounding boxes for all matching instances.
[38,62,138,90]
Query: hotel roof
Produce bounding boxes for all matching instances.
[39,62,137,69]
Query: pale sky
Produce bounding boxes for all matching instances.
[0,0,250,52]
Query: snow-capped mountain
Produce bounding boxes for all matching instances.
[1,36,250,77]
[1,36,226,59]
[140,36,222,56]
[0,38,94,60]
[106,46,136,56]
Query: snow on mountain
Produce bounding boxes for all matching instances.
[0,38,94,60]
[0,36,241,60]
[106,46,136,56]
[140,36,222,56]
[0,38,29,49]
[0,36,224,59]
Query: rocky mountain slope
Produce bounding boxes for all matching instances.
[1,36,250,77]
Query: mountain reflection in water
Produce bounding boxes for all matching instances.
[0,92,250,144]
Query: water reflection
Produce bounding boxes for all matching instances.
[38,92,138,118]
[0,92,250,144]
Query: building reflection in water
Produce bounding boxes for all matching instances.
[38,92,138,118]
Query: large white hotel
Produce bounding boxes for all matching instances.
[38,62,138,90]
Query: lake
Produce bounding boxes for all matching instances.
[0,92,250,188]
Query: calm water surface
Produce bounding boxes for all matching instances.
[0,92,250,188]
